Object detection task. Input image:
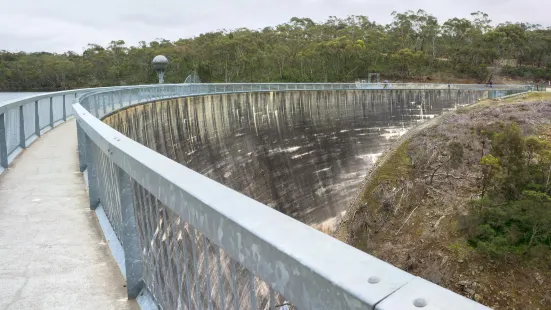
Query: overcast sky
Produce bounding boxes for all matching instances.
[0,0,548,53]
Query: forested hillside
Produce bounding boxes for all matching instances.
[1,10,551,91]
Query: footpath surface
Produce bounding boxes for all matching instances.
[0,120,137,309]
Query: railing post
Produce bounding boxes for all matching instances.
[94,98,100,118]
[49,97,54,127]
[76,122,87,172]
[84,132,100,210]
[116,167,144,299]
[34,100,40,137]
[19,105,25,149]
[0,113,8,168]
[62,95,67,121]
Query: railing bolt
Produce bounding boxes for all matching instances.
[413,298,427,307]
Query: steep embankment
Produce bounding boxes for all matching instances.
[337,92,551,310]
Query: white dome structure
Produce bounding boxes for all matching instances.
[152,55,168,84]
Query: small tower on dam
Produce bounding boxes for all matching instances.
[152,55,168,84]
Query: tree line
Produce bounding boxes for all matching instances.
[1,10,551,91]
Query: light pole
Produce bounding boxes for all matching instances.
[152,55,168,84]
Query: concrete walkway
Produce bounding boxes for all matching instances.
[0,120,137,310]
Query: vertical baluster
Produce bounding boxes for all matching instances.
[116,167,144,299]
[180,222,193,310]
[231,259,239,310]
[49,97,54,127]
[189,229,202,310]
[216,246,225,310]
[34,101,40,137]
[94,97,100,117]
[159,208,176,307]
[111,93,115,112]
[140,189,161,299]
[150,199,171,306]
[0,113,8,168]
[170,219,185,310]
[202,235,213,310]
[269,287,276,310]
[249,271,257,310]
[133,186,150,286]
[102,96,107,116]
[19,105,25,149]
[62,95,67,121]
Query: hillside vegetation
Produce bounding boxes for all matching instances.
[1,10,551,90]
[337,93,551,309]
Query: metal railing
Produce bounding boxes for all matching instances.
[70,83,522,310]
[0,90,81,170]
[0,85,162,171]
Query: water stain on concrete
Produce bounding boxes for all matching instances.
[104,89,487,226]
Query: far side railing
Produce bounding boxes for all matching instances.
[0,90,80,171]
[0,86,154,174]
[73,83,509,310]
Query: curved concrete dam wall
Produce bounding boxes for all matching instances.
[104,89,488,225]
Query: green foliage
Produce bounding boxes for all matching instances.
[503,66,551,80]
[491,123,525,199]
[464,123,551,259]
[448,240,473,260]
[1,10,551,91]
[360,141,412,207]
[480,154,501,196]
[470,190,551,257]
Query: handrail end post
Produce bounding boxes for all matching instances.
[19,105,26,149]
[84,132,100,210]
[117,167,144,299]
[0,113,9,168]
[49,97,54,128]
[34,101,41,137]
[62,95,67,121]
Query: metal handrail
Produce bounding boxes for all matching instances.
[71,83,508,310]
[0,85,138,114]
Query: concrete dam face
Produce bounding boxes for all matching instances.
[104,89,488,226]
